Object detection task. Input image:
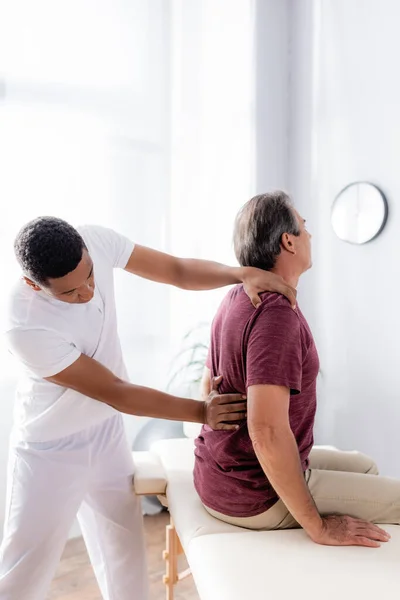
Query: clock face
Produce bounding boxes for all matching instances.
[331,183,388,244]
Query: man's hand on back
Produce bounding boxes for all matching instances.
[203,375,246,431]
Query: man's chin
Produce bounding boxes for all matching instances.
[79,296,94,305]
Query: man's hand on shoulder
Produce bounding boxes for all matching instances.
[241,267,297,309]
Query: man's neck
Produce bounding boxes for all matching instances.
[271,266,299,290]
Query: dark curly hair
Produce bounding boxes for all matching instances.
[14,217,86,285]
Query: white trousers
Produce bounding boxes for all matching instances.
[0,414,148,600]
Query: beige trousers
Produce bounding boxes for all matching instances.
[205,446,400,530]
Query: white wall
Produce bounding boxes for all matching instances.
[289,0,400,477]
[255,0,290,191]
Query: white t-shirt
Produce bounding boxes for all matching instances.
[5,225,135,442]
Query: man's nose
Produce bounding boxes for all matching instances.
[79,283,94,301]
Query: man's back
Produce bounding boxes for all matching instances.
[194,285,319,517]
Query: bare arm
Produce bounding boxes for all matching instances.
[125,245,297,308]
[248,385,389,547]
[45,354,246,430]
[126,245,243,290]
[46,354,204,422]
[248,384,322,537]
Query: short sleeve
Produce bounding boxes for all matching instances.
[5,328,81,378]
[246,306,302,394]
[80,225,135,269]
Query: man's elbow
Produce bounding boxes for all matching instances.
[173,260,190,289]
[95,377,126,409]
[249,421,292,456]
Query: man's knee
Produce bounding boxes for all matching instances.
[354,452,379,475]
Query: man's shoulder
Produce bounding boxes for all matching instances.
[76,224,107,247]
[258,291,295,311]
[5,280,54,333]
[76,224,133,270]
[257,295,315,350]
[227,288,294,311]
[217,285,249,315]
[216,287,294,323]
[250,293,303,335]
[75,225,116,272]
[6,280,34,325]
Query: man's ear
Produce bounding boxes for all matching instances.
[23,276,41,291]
[281,233,296,255]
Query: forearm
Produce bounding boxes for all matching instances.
[103,380,206,423]
[126,245,244,291]
[177,259,244,290]
[126,245,297,308]
[46,354,246,431]
[251,426,322,536]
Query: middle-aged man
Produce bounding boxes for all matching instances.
[0,216,296,600]
[194,191,400,548]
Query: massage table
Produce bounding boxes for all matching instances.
[133,431,400,600]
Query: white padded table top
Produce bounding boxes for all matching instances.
[188,526,400,600]
[132,450,167,495]
[150,438,400,600]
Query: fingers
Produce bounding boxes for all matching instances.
[346,517,389,546]
[278,284,297,309]
[217,411,247,423]
[250,294,262,309]
[249,287,297,310]
[214,394,247,405]
[376,526,391,539]
[319,515,389,549]
[210,375,223,391]
[218,402,247,413]
[352,518,390,536]
[354,524,390,542]
[214,423,241,431]
[353,536,381,548]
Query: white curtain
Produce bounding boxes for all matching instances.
[0,1,257,524]
[0,1,173,533]
[168,0,257,373]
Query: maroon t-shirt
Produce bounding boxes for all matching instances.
[194,286,319,517]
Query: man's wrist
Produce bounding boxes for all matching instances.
[304,516,324,539]
[230,266,245,285]
[188,397,207,424]
[200,400,207,425]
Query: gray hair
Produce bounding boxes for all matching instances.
[233,191,300,270]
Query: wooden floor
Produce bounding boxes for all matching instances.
[49,511,199,600]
